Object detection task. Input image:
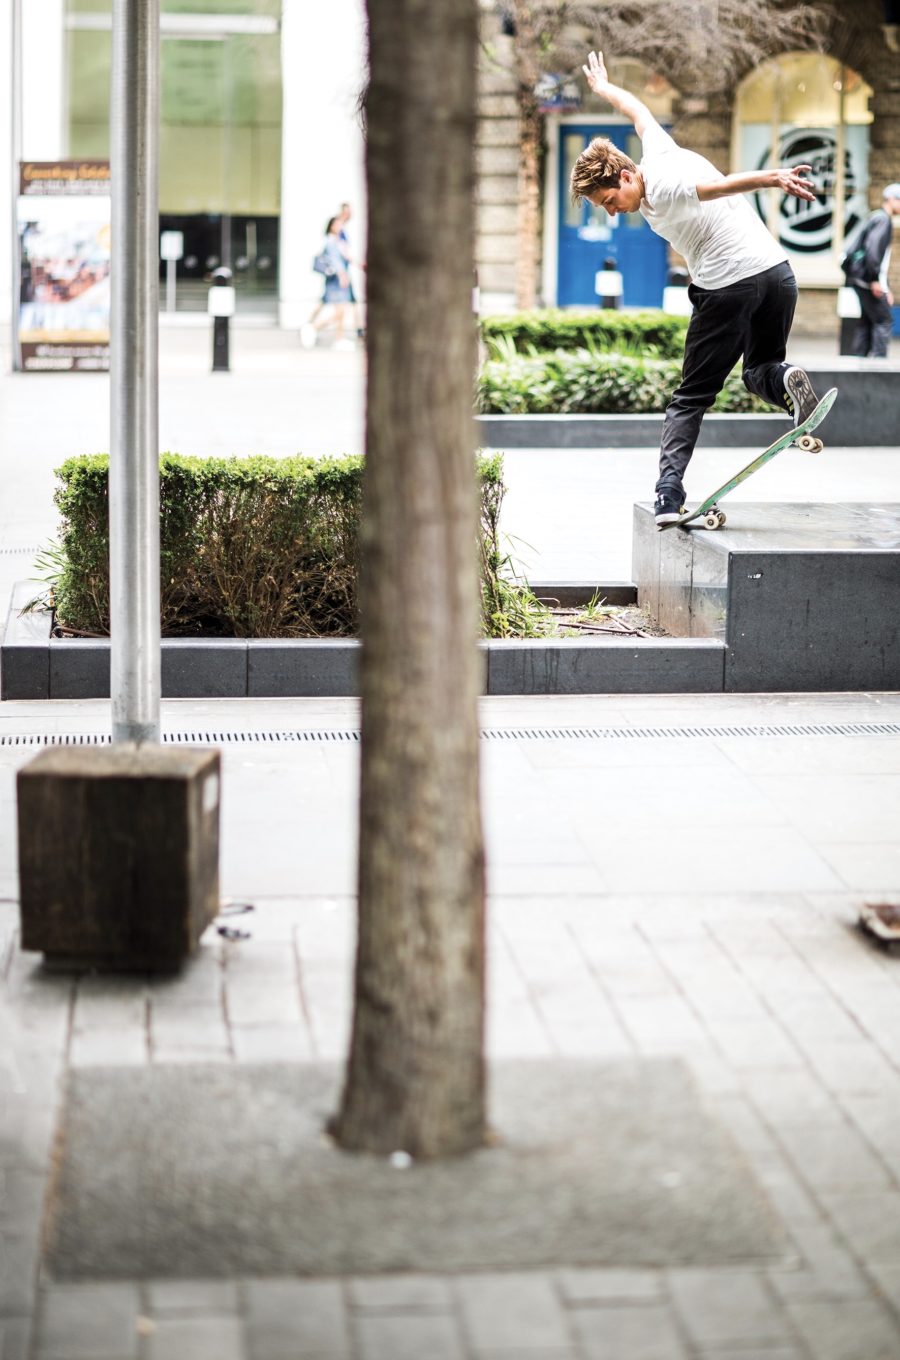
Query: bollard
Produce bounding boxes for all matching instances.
[662,265,692,317]
[837,284,861,355]
[208,266,235,372]
[595,256,623,310]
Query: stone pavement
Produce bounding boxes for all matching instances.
[3,691,900,1358]
[3,324,900,1356]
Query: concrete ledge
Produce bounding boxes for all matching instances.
[3,585,725,699]
[633,502,900,692]
[487,637,725,695]
[477,362,897,447]
[248,640,359,697]
[530,582,637,607]
[478,412,787,449]
[163,640,248,699]
[1,583,50,699]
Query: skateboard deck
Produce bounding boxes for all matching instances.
[661,386,838,531]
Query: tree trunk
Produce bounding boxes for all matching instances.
[330,0,487,1161]
[516,94,543,310]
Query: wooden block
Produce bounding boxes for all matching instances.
[17,744,220,972]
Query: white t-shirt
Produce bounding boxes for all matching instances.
[638,122,787,290]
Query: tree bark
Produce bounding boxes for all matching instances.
[512,0,543,310]
[330,0,487,1161]
[516,94,543,310]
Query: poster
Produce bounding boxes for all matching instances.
[17,161,111,372]
[740,125,870,258]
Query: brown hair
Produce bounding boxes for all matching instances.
[570,137,636,205]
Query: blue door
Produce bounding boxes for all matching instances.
[558,124,668,308]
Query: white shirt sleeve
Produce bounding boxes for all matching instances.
[639,123,702,219]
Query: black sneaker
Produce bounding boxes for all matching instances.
[654,491,684,528]
[783,366,819,428]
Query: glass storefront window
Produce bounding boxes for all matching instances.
[736,52,873,285]
[65,2,283,311]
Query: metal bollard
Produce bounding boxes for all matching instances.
[208,266,235,372]
[837,284,861,356]
[595,256,623,310]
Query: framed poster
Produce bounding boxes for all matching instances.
[17,161,111,372]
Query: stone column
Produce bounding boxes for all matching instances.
[278,0,366,330]
[671,91,733,175]
[0,0,13,327]
[21,0,66,159]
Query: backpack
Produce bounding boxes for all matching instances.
[841,213,876,280]
[313,249,336,277]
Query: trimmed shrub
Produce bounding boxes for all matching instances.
[51,452,515,640]
[476,351,768,416]
[480,308,689,359]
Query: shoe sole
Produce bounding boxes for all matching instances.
[785,368,817,426]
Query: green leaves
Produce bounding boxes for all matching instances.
[480,309,689,360]
[476,308,769,416]
[477,349,767,416]
[51,452,513,640]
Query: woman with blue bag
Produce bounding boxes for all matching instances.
[301,217,354,350]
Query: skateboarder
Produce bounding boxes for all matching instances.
[571,50,822,526]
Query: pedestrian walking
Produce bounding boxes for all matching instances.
[841,183,900,358]
[335,201,366,338]
[300,217,354,350]
[571,49,823,527]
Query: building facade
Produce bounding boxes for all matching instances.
[1,0,366,332]
[475,0,900,333]
[1,0,897,335]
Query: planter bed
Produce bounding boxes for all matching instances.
[2,581,725,699]
[477,362,899,448]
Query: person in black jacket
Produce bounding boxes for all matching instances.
[843,184,900,358]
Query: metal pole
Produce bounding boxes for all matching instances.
[11,0,22,372]
[109,0,161,743]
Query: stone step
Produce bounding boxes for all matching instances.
[633,502,900,692]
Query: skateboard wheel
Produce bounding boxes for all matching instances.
[716,511,727,527]
[796,434,823,453]
[704,512,721,529]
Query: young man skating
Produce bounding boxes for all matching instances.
[571,50,822,526]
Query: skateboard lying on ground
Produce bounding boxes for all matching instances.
[661,386,838,531]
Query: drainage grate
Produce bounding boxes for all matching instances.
[0,546,41,557]
[481,722,900,741]
[1,722,900,748]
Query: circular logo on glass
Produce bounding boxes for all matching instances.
[754,128,861,253]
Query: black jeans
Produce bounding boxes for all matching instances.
[850,283,893,358]
[656,261,798,501]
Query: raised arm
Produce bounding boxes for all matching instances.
[696,166,817,203]
[582,50,656,139]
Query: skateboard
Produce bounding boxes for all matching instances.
[661,386,838,531]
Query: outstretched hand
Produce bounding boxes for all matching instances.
[771,164,817,201]
[583,49,610,96]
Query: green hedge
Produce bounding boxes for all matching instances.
[476,351,768,416]
[52,452,513,639]
[480,308,689,359]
